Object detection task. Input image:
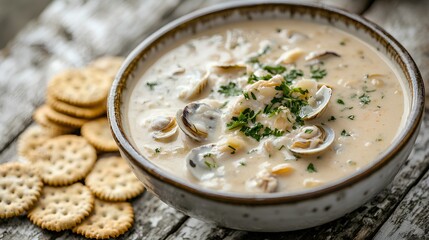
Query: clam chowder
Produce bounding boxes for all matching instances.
[126,20,407,193]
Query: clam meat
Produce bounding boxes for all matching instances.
[179,69,210,100]
[299,85,332,120]
[288,125,335,155]
[150,116,178,142]
[186,144,224,181]
[176,102,221,142]
[246,169,278,193]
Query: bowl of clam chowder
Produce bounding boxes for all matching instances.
[108,1,424,231]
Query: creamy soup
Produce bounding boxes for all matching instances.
[126,20,407,194]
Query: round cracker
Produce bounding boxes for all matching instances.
[33,105,76,134]
[18,125,61,162]
[47,68,110,107]
[46,94,106,119]
[43,104,89,128]
[0,162,43,218]
[28,183,94,231]
[81,118,118,152]
[72,199,133,239]
[85,156,144,201]
[37,135,97,186]
[88,56,124,80]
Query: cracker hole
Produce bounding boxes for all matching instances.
[98,223,104,229]
[118,207,124,211]
[6,200,11,205]
[18,193,24,199]
[113,215,119,221]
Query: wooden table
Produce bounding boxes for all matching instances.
[1,0,428,239]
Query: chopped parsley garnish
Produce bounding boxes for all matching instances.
[146,82,158,90]
[310,66,327,80]
[304,129,313,134]
[376,138,383,142]
[227,108,259,130]
[228,145,236,154]
[284,69,304,83]
[307,163,317,173]
[239,161,247,166]
[250,92,257,100]
[263,65,286,75]
[348,115,355,120]
[219,101,229,109]
[218,82,242,97]
[359,93,371,105]
[328,116,336,121]
[155,148,161,153]
[337,99,345,105]
[243,92,250,100]
[203,153,214,158]
[341,130,351,137]
[340,41,346,46]
[278,145,286,150]
[248,73,273,83]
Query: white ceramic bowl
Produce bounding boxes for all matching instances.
[108,1,424,232]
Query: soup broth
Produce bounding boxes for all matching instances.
[126,19,407,193]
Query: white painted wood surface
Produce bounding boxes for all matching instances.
[1,0,428,239]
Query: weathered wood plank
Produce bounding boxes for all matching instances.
[0,0,180,154]
[364,0,429,103]
[168,111,429,240]
[373,169,429,240]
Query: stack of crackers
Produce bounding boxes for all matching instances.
[0,57,146,239]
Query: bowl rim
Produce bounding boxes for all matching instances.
[108,0,425,205]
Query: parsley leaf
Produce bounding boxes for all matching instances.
[341,130,351,137]
[263,65,286,75]
[146,82,158,90]
[248,73,272,83]
[218,82,242,97]
[359,93,371,105]
[307,163,317,173]
[310,66,327,80]
[284,69,304,83]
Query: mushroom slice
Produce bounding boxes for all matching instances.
[176,102,221,142]
[179,70,210,100]
[150,116,178,142]
[288,125,335,156]
[186,144,221,181]
[305,51,340,65]
[246,170,278,193]
[299,85,332,120]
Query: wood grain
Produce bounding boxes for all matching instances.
[364,0,429,104]
[0,0,180,154]
[374,169,429,240]
[0,0,428,239]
